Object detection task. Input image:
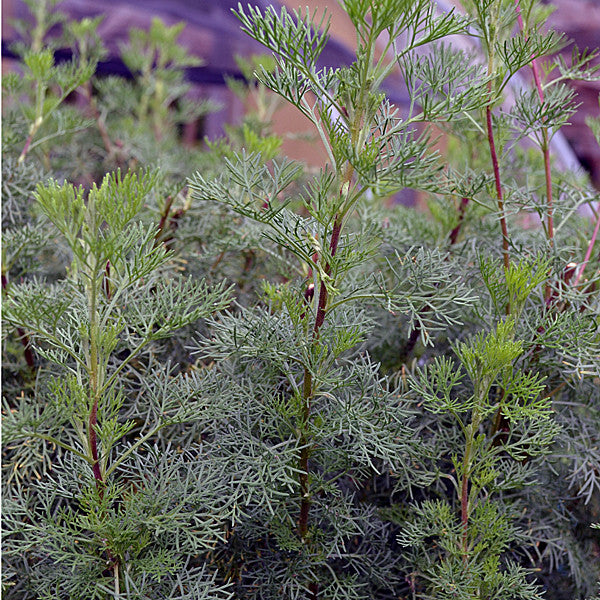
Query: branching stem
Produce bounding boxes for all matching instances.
[449,197,470,246]
[573,209,600,288]
[486,99,510,277]
[2,274,36,370]
[298,213,343,543]
[402,197,470,358]
[514,0,554,300]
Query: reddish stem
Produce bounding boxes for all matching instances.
[486,101,510,275]
[88,399,103,494]
[89,394,118,568]
[18,134,34,165]
[514,0,554,301]
[449,197,470,246]
[83,81,120,164]
[17,329,36,370]
[514,2,545,104]
[102,261,112,300]
[403,199,470,357]
[2,274,35,369]
[573,210,600,288]
[154,195,175,246]
[312,218,341,335]
[298,214,342,544]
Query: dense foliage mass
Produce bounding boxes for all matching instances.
[2,0,599,599]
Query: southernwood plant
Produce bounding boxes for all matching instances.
[2,1,600,600]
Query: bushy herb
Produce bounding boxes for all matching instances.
[2,1,599,599]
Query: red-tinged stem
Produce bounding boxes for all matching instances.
[154,195,175,246]
[403,199,470,358]
[514,0,554,300]
[298,367,313,539]
[88,401,101,480]
[209,250,226,273]
[298,214,343,541]
[312,217,342,335]
[573,210,600,288]
[17,329,36,370]
[513,2,545,102]
[2,274,36,369]
[460,428,475,563]
[514,1,545,104]
[84,81,115,159]
[486,100,510,276]
[102,261,112,300]
[89,399,119,571]
[88,399,104,494]
[17,134,34,165]
[449,197,470,246]
[541,130,555,301]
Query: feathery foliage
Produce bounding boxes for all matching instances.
[2,0,599,599]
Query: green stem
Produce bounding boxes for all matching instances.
[460,442,470,562]
[83,199,107,498]
[460,403,482,565]
[105,422,168,479]
[20,432,91,463]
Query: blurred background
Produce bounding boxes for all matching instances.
[2,0,599,188]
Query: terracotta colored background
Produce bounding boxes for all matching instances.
[2,0,599,186]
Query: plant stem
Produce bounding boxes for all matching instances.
[88,399,103,489]
[2,274,36,369]
[298,367,313,539]
[83,198,106,497]
[402,197,470,358]
[298,213,343,542]
[83,81,120,163]
[17,133,35,165]
[19,77,45,165]
[573,209,600,288]
[514,0,554,300]
[313,216,342,334]
[449,197,470,246]
[486,99,510,276]
[154,195,175,246]
[83,203,121,583]
[483,7,510,278]
[16,328,35,370]
[460,409,480,565]
[114,562,120,597]
[460,460,470,562]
